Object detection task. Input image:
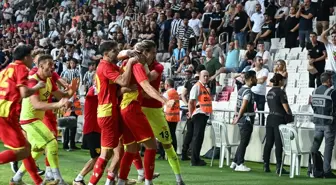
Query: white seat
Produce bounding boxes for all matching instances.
[177,86,184,95]
[210,121,240,168]
[299,88,314,95]
[288,73,300,81]
[286,87,300,96]
[279,125,310,178]
[296,94,310,105]
[286,66,297,73]
[286,80,296,88]
[287,47,301,60]
[287,94,296,104]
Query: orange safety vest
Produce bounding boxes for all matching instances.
[63,94,82,117]
[196,82,212,114]
[165,88,180,122]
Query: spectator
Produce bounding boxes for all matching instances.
[209,3,224,36]
[321,24,336,87]
[83,62,97,94]
[232,4,249,48]
[61,58,81,85]
[307,32,327,88]
[249,4,264,44]
[314,0,334,35]
[254,13,274,51]
[177,17,195,51]
[284,6,299,48]
[272,59,288,88]
[245,0,259,17]
[188,10,202,41]
[171,12,183,39]
[256,42,271,70]
[172,39,187,65]
[203,47,222,96]
[296,0,314,48]
[250,56,269,126]
[274,0,289,38]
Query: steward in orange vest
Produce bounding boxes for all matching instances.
[165,88,181,122]
[64,93,82,117]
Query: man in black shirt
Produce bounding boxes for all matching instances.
[254,13,274,51]
[314,0,334,35]
[209,3,224,35]
[307,32,327,88]
[180,64,205,161]
[296,0,315,48]
[232,4,249,48]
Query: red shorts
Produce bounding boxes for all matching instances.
[121,102,154,145]
[0,117,27,149]
[97,107,121,149]
[43,110,57,137]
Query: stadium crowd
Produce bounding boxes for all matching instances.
[1,0,336,185]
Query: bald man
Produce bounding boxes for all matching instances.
[188,70,213,166]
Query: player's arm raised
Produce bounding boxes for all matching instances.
[52,78,79,99]
[113,58,137,87]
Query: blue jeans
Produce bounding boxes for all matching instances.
[235,32,247,49]
[299,30,311,48]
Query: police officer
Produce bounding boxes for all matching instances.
[310,72,336,178]
[263,73,292,174]
[188,70,212,166]
[181,65,206,161]
[231,71,257,172]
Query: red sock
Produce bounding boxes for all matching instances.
[144,149,156,180]
[45,157,50,166]
[119,152,135,180]
[89,157,107,185]
[23,155,43,185]
[0,150,17,164]
[133,152,143,170]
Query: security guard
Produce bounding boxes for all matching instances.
[310,72,336,178]
[164,78,181,151]
[188,70,212,166]
[231,70,257,172]
[263,73,292,175]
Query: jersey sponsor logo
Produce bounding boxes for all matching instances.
[95,148,101,154]
[312,98,326,107]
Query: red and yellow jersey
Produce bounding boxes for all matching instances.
[0,61,30,118]
[83,87,100,134]
[120,60,148,110]
[95,60,120,118]
[20,73,58,124]
[30,67,61,118]
[141,61,164,108]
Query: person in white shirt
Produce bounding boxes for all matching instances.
[321,23,336,87]
[256,42,272,70]
[250,56,269,126]
[249,4,264,43]
[188,10,202,38]
[3,4,13,24]
[108,15,120,33]
[245,0,259,17]
[15,8,25,23]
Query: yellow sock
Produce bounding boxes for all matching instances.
[18,151,43,173]
[46,139,59,168]
[165,146,181,175]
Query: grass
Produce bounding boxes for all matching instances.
[0,144,335,185]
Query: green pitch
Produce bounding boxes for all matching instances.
[0,144,335,185]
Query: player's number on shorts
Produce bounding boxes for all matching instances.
[159,131,169,139]
[0,68,14,88]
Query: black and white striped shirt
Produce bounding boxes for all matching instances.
[171,19,183,38]
[61,68,80,84]
[177,25,195,49]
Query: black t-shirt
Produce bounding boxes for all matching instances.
[202,13,212,28]
[261,22,274,42]
[246,50,257,60]
[266,87,288,117]
[233,11,248,33]
[307,41,326,73]
[299,7,315,31]
[184,76,199,100]
[314,0,334,21]
[210,12,223,29]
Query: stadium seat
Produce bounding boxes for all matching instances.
[278,125,310,178]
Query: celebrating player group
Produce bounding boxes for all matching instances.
[0,40,185,185]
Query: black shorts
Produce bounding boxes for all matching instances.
[83,132,101,158]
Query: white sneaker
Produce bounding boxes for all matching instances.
[234,164,251,172]
[230,162,237,169]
